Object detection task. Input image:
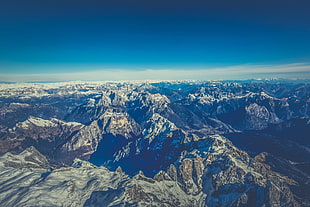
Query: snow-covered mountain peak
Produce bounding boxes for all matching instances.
[0,146,50,169]
[17,116,58,129]
[72,158,98,169]
[143,113,177,141]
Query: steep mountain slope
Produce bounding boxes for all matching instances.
[0,135,301,207]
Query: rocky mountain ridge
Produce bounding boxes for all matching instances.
[0,135,301,206]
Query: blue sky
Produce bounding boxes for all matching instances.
[0,0,310,81]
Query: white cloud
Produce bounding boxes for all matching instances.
[0,63,309,82]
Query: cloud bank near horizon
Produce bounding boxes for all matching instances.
[1,63,310,82]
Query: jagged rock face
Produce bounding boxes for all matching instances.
[56,109,141,164]
[60,120,102,163]
[244,103,276,130]
[198,136,297,207]
[254,152,310,206]
[97,109,141,138]
[129,135,298,207]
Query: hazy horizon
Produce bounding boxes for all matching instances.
[1,62,310,82]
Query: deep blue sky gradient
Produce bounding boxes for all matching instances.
[0,0,310,75]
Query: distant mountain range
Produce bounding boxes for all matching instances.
[0,80,309,206]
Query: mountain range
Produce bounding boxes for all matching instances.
[0,80,309,206]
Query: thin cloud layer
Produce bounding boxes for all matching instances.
[1,63,309,82]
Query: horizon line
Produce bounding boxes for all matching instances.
[0,63,309,82]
